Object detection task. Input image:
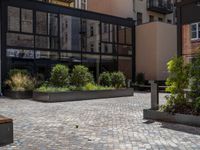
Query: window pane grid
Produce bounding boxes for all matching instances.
[5,3,134,80]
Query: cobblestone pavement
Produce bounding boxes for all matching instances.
[1,92,200,150]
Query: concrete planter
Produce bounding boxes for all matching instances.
[0,116,13,146]
[33,88,134,102]
[3,90,32,99]
[143,109,200,127]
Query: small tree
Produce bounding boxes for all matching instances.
[189,54,200,98]
[188,54,200,112]
[161,57,190,112]
[50,64,69,87]
[70,65,94,87]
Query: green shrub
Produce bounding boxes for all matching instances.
[8,69,29,77]
[50,64,69,87]
[161,57,190,112]
[189,54,200,100]
[36,84,69,93]
[111,72,126,88]
[70,65,94,87]
[5,69,35,91]
[194,97,200,113]
[136,73,145,85]
[81,83,114,91]
[35,73,45,88]
[99,72,112,87]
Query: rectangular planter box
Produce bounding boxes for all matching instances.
[0,116,13,146]
[33,88,134,102]
[143,109,200,127]
[3,90,32,99]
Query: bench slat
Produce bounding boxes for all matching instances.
[0,116,13,124]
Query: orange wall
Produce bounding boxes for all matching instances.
[136,22,177,80]
[87,0,133,18]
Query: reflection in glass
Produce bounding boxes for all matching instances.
[60,15,81,51]
[101,55,117,73]
[101,43,112,54]
[118,26,125,44]
[8,6,20,32]
[7,33,34,48]
[6,49,34,59]
[35,51,59,60]
[49,13,58,36]
[36,11,47,35]
[82,54,100,79]
[126,27,132,45]
[21,9,33,33]
[60,52,81,63]
[118,45,132,55]
[85,19,100,53]
[118,56,132,80]
[47,0,75,8]
[101,23,117,43]
[35,36,50,49]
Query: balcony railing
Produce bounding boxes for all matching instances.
[147,0,174,14]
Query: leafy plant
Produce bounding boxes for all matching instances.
[99,72,112,87]
[136,73,145,85]
[50,64,69,87]
[81,83,114,91]
[111,72,126,88]
[5,69,35,91]
[8,69,29,77]
[70,65,94,87]
[194,97,200,113]
[36,83,69,93]
[189,54,200,100]
[35,73,45,88]
[162,57,190,112]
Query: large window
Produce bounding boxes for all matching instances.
[191,23,200,40]
[4,1,134,81]
[137,12,143,25]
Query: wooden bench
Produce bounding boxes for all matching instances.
[0,116,13,146]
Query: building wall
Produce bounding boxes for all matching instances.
[136,23,157,80]
[134,0,175,24]
[182,24,200,63]
[88,0,175,24]
[156,22,177,80]
[136,22,177,81]
[88,0,177,81]
[87,0,133,18]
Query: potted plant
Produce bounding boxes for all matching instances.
[3,69,35,99]
[33,65,134,102]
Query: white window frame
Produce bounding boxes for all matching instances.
[191,23,200,41]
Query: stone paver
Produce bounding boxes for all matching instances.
[0,92,200,150]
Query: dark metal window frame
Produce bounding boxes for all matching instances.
[1,0,136,84]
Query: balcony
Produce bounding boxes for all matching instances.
[147,0,174,14]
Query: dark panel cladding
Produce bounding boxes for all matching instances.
[181,3,200,25]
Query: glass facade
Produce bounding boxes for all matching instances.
[1,0,135,84]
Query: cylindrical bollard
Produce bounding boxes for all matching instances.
[149,80,159,110]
